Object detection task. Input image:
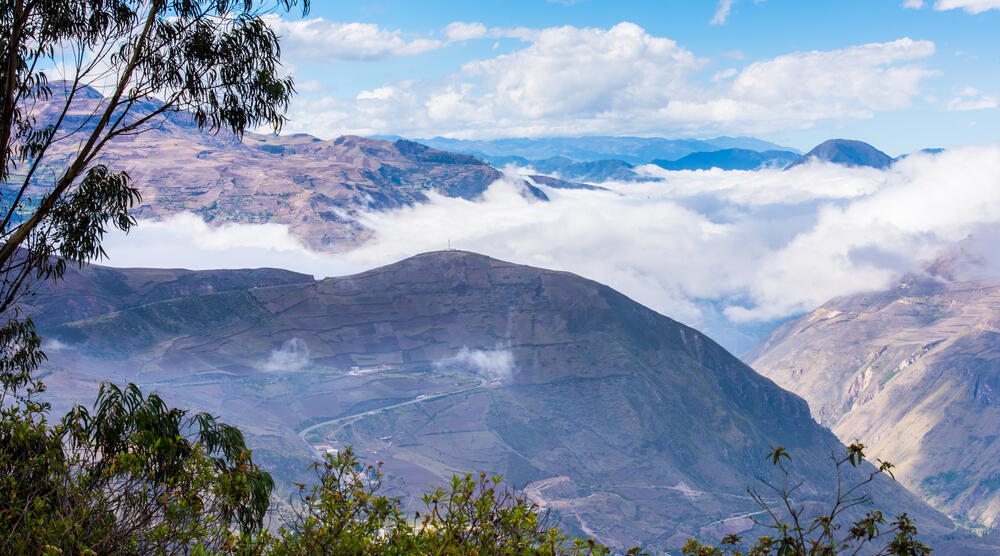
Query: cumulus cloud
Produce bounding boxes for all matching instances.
[102,145,1000,352]
[280,25,936,139]
[903,0,924,7]
[459,23,701,119]
[263,16,443,61]
[729,38,935,114]
[947,87,998,111]
[264,338,311,372]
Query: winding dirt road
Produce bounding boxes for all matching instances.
[298,376,486,458]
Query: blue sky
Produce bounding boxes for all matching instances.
[269,0,1000,155]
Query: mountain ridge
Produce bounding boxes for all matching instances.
[653,148,800,171]
[32,250,966,551]
[785,138,894,170]
[385,135,798,164]
[748,273,1000,531]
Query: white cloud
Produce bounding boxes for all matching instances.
[905,0,1000,11]
[711,68,739,82]
[98,212,366,277]
[439,346,516,383]
[712,0,737,24]
[263,16,443,61]
[443,22,488,42]
[459,23,702,119]
[727,146,1000,320]
[296,79,326,94]
[934,0,1000,12]
[264,338,311,372]
[729,38,936,113]
[711,0,766,24]
[947,86,998,111]
[280,25,937,140]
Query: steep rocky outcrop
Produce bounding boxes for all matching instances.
[749,275,1000,530]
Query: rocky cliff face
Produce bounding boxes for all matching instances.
[34,252,962,551]
[749,275,1000,530]
[21,86,520,252]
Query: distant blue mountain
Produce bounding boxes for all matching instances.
[705,136,801,154]
[652,148,800,171]
[378,135,799,164]
[895,147,946,162]
[785,139,893,170]
[489,155,644,182]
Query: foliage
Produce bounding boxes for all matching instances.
[259,446,636,555]
[682,443,932,556]
[2,380,273,554]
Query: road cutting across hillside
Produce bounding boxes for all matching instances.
[298,374,487,459]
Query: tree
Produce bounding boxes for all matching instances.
[2,381,274,554]
[260,446,638,556]
[0,0,307,551]
[681,443,932,556]
[1,0,307,317]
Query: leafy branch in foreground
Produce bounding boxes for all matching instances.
[1,1,305,548]
[683,443,931,556]
[1,0,309,319]
[1,380,273,554]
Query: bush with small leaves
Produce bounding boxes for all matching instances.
[681,443,932,556]
[261,446,640,555]
[2,380,274,554]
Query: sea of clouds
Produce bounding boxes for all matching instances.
[99,144,1000,353]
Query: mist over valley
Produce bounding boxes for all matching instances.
[8,2,1000,553]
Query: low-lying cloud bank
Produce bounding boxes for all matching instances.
[100,144,1000,352]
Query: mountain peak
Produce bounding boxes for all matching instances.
[786,138,893,170]
[388,249,503,268]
